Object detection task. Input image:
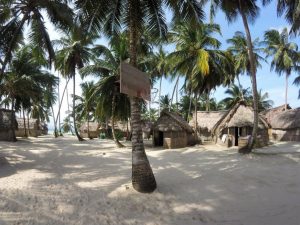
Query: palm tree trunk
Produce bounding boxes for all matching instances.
[87,114,91,139]
[58,73,62,136]
[27,112,31,137]
[22,108,28,138]
[66,87,74,135]
[54,78,70,133]
[206,92,210,112]
[194,93,199,142]
[176,78,179,111]
[237,76,244,100]
[51,105,58,138]
[239,5,258,153]
[158,76,162,116]
[285,72,289,110]
[129,1,156,193]
[187,90,192,121]
[73,75,84,141]
[112,87,125,148]
[9,97,17,142]
[170,75,180,112]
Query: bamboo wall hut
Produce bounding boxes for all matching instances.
[269,108,300,141]
[212,102,269,148]
[153,110,194,149]
[189,111,227,142]
[15,118,41,137]
[80,122,100,138]
[0,109,17,141]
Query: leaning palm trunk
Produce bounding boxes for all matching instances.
[72,75,84,141]
[240,6,258,153]
[170,76,180,112]
[112,88,125,148]
[129,3,156,193]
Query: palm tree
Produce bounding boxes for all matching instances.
[80,38,130,147]
[74,81,96,139]
[169,22,234,128]
[264,28,299,110]
[220,84,251,109]
[77,0,204,193]
[159,94,172,111]
[148,47,170,115]
[0,0,73,78]
[276,1,300,34]
[170,23,234,93]
[0,45,58,141]
[210,0,271,152]
[255,89,274,112]
[294,74,300,99]
[54,25,95,141]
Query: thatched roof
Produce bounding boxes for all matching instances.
[142,120,153,132]
[190,111,227,131]
[270,108,300,129]
[154,109,193,133]
[16,118,39,130]
[261,104,292,124]
[0,109,17,131]
[212,101,269,134]
[80,122,100,132]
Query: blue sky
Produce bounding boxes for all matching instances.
[44,1,300,129]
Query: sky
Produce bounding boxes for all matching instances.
[42,1,300,129]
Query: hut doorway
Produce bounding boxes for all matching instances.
[234,127,239,146]
[158,131,164,146]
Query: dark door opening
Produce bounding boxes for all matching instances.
[234,127,239,146]
[158,131,164,146]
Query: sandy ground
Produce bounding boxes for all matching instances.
[0,136,300,225]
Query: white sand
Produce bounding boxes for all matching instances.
[0,136,300,225]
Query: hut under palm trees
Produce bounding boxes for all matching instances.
[79,122,100,139]
[189,111,228,142]
[15,118,41,137]
[212,101,269,148]
[0,109,17,141]
[268,108,300,141]
[153,109,194,149]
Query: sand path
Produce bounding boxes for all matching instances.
[0,136,300,225]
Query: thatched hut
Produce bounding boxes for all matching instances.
[269,108,300,141]
[142,120,153,139]
[153,110,194,149]
[189,111,227,142]
[0,109,17,141]
[40,122,48,135]
[80,122,100,138]
[262,104,291,124]
[15,118,41,137]
[212,102,269,148]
